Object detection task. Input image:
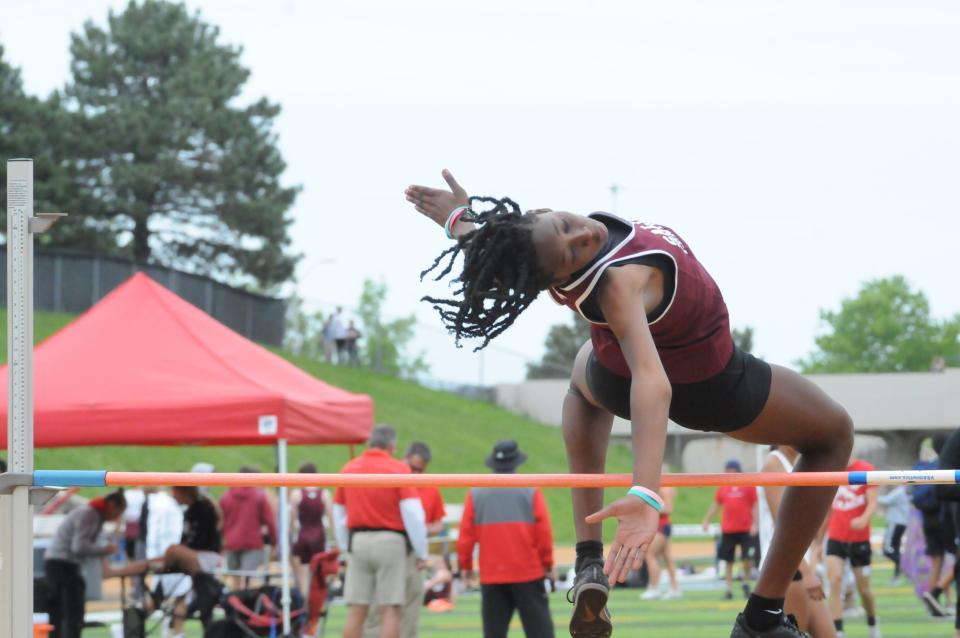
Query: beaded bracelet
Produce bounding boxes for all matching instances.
[444,206,470,239]
[627,485,664,513]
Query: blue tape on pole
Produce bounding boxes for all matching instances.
[955,470,960,484]
[848,471,867,485]
[34,470,107,487]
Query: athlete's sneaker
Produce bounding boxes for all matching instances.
[724,590,735,600]
[867,624,882,638]
[742,583,752,598]
[922,591,948,617]
[662,589,683,600]
[729,613,809,637]
[567,560,613,638]
[640,588,661,600]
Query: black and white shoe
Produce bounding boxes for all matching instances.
[729,613,809,637]
[922,591,948,617]
[567,560,613,638]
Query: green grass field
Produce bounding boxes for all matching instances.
[79,565,951,637]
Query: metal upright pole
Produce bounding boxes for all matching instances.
[3,158,36,638]
[277,438,292,635]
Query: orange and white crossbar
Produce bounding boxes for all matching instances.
[30,469,960,489]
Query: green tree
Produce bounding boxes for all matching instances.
[0,44,73,229]
[799,275,960,373]
[527,316,592,379]
[357,279,428,378]
[57,0,299,288]
[732,326,754,354]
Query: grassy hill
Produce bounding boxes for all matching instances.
[1,309,715,542]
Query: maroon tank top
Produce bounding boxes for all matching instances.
[296,488,326,543]
[548,212,733,384]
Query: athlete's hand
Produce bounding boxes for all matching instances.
[585,496,660,586]
[405,169,469,227]
[850,516,867,530]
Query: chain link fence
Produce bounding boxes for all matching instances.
[0,248,285,345]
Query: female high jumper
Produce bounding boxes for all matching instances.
[405,170,853,638]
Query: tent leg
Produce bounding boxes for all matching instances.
[278,439,292,635]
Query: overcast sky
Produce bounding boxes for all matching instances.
[4,0,959,385]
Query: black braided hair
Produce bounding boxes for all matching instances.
[420,195,552,350]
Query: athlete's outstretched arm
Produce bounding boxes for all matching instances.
[585,265,670,586]
[405,169,476,238]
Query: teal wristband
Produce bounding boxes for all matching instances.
[627,487,663,513]
[444,206,469,239]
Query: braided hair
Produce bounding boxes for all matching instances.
[421,196,552,350]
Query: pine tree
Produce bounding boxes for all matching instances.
[58,1,300,287]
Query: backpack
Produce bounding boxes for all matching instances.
[911,461,941,511]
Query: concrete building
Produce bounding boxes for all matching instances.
[495,368,960,472]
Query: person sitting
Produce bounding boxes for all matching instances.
[147,486,222,638]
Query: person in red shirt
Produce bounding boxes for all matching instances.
[333,425,428,638]
[703,460,759,600]
[219,467,278,591]
[458,440,555,638]
[405,442,447,536]
[826,459,880,638]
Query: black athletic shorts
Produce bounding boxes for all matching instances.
[826,539,872,568]
[585,345,772,433]
[922,509,957,557]
[718,532,758,563]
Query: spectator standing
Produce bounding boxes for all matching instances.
[329,307,348,363]
[641,482,681,600]
[365,441,446,638]
[933,427,960,638]
[290,462,333,596]
[219,467,278,590]
[405,442,447,537]
[44,490,126,638]
[345,320,363,367]
[702,459,758,600]
[333,425,429,638]
[826,458,880,638]
[322,314,336,363]
[915,434,957,616]
[877,485,910,585]
[458,440,555,638]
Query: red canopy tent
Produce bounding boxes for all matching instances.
[0,272,374,448]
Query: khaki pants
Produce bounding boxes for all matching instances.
[363,552,423,638]
[345,532,408,606]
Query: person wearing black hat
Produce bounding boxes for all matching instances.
[458,440,556,638]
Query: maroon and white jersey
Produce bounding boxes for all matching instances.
[548,212,733,384]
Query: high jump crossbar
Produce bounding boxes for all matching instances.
[28,469,960,489]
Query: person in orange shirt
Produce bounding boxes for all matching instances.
[333,426,428,638]
[364,441,447,638]
[458,440,555,638]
